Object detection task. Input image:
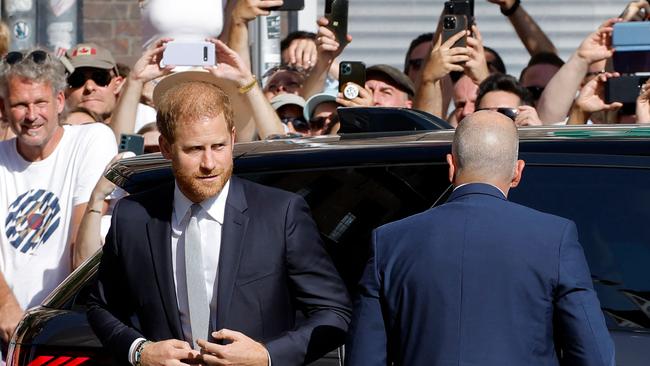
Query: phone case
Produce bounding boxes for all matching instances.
[161,41,216,67]
[339,61,366,93]
[441,14,468,48]
[119,134,145,155]
[269,0,305,11]
[325,0,349,46]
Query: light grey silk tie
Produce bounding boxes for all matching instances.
[185,204,209,349]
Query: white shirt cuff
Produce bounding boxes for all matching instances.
[128,338,147,366]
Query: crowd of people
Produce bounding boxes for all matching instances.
[0,0,649,364]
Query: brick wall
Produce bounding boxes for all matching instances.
[83,0,142,68]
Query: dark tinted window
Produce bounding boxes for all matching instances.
[241,163,451,291]
[509,165,650,330]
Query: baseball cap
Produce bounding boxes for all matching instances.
[367,64,416,97]
[152,70,221,107]
[303,92,338,121]
[65,43,117,73]
[270,93,306,111]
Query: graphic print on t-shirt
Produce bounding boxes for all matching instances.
[5,189,61,253]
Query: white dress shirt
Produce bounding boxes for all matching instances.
[172,180,229,341]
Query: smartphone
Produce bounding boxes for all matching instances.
[119,134,145,155]
[269,0,305,11]
[441,14,468,48]
[160,41,215,67]
[339,61,366,99]
[606,75,650,115]
[444,0,474,25]
[325,0,349,46]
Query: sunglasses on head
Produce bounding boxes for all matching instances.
[476,107,519,121]
[67,69,113,88]
[4,50,49,65]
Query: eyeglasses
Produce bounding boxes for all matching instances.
[476,107,519,121]
[67,69,113,88]
[407,58,424,71]
[281,116,309,132]
[4,50,49,65]
[526,86,544,100]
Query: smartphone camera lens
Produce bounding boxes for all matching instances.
[203,46,208,62]
[444,16,456,30]
[342,63,352,75]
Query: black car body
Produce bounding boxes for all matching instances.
[8,125,650,365]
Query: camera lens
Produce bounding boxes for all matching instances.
[444,16,456,30]
[342,64,351,75]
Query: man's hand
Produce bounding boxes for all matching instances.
[420,31,469,85]
[140,339,200,366]
[514,105,543,127]
[336,83,373,107]
[637,78,650,123]
[576,72,623,114]
[197,329,269,366]
[315,17,352,66]
[204,39,255,89]
[576,18,619,66]
[284,37,318,72]
[131,38,175,83]
[0,296,24,343]
[620,1,650,21]
[487,0,516,11]
[232,0,283,24]
[464,25,490,85]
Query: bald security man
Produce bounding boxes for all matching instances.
[345,111,615,366]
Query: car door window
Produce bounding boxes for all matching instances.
[509,165,650,330]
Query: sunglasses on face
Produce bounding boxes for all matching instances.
[4,50,49,65]
[476,107,519,121]
[281,116,310,132]
[67,69,113,88]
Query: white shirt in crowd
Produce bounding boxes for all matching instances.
[0,123,117,309]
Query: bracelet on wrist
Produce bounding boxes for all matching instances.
[134,340,151,366]
[87,208,102,215]
[238,76,258,94]
[501,0,520,16]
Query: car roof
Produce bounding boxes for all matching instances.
[107,124,650,193]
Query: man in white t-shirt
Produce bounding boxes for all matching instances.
[0,49,117,349]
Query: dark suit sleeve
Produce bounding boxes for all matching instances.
[87,200,143,364]
[264,195,352,365]
[554,220,615,366]
[344,228,388,366]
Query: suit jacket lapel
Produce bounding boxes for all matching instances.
[215,177,249,331]
[145,183,184,340]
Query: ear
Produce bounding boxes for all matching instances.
[55,91,65,114]
[230,127,236,148]
[510,160,526,188]
[113,76,125,95]
[159,134,172,160]
[405,98,413,109]
[446,153,456,184]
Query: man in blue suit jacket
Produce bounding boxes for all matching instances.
[88,74,351,366]
[345,110,614,366]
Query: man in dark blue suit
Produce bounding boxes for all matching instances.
[87,71,351,366]
[345,110,614,366]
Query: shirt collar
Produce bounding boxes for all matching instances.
[453,182,507,199]
[173,179,231,227]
